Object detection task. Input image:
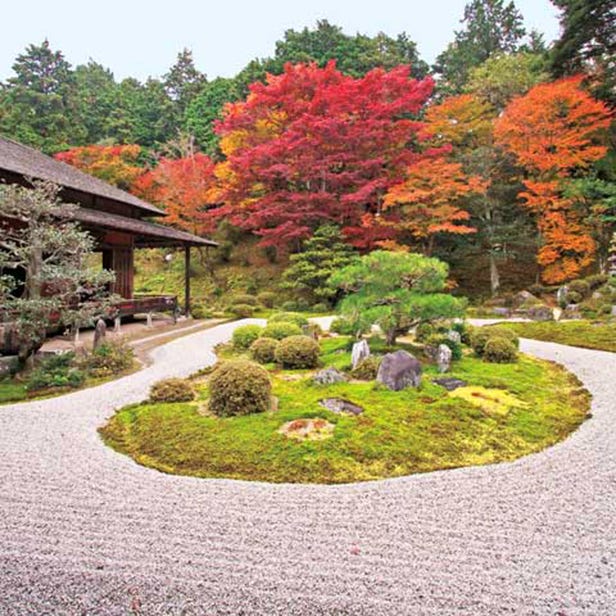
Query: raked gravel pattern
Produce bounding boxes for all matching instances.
[1,319,615,615]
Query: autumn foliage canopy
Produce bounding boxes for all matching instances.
[210,61,438,249]
[495,76,611,283]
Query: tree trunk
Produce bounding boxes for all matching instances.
[489,251,501,297]
[385,329,396,346]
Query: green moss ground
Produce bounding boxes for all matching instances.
[499,320,616,353]
[100,335,590,484]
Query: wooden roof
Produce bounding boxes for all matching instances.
[0,137,164,217]
[73,207,218,248]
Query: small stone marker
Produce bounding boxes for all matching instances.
[319,398,363,416]
[432,377,468,392]
[313,367,348,385]
[93,319,107,350]
[376,350,422,391]
[436,344,452,373]
[351,339,370,369]
[447,330,461,344]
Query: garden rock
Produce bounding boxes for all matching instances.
[514,290,539,307]
[433,377,468,391]
[319,398,363,416]
[93,319,107,350]
[377,350,422,391]
[557,285,568,307]
[313,367,348,385]
[0,355,19,378]
[447,330,461,344]
[492,307,511,317]
[527,305,554,321]
[436,344,452,373]
[612,305,616,317]
[351,339,370,370]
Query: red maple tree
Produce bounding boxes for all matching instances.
[210,61,437,250]
[132,154,218,234]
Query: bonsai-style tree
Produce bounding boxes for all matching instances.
[281,224,357,306]
[330,250,465,345]
[0,181,115,362]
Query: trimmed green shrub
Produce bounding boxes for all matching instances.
[471,327,519,356]
[275,335,320,368]
[249,337,279,363]
[257,291,276,308]
[303,322,323,339]
[232,324,263,349]
[149,378,195,403]
[281,300,298,311]
[190,303,212,319]
[414,323,434,342]
[585,274,608,290]
[208,360,271,416]
[568,280,591,298]
[484,336,518,363]
[566,291,582,304]
[268,312,309,327]
[83,341,134,378]
[27,353,85,391]
[261,322,303,340]
[231,293,259,306]
[230,303,255,318]
[351,356,381,380]
[330,317,356,335]
[311,302,329,313]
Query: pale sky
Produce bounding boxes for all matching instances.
[0,0,561,82]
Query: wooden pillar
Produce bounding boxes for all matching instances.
[184,245,191,317]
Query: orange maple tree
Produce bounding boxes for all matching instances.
[494,76,611,283]
[54,144,144,190]
[375,157,486,254]
[132,154,218,234]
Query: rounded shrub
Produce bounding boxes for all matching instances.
[230,303,255,318]
[84,341,134,378]
[257,291,276,308]
[471,327,519,356]
[311,302,329,313]
[585,274,608,290]
[149,378,196,403]
[274,335,320,369]
[232,324,263,349]
[566,290,583,304]
[484,336,518,363]
[330,317,356,335]
[261,321,303,340]
[414,322,434,342]
[281,300,298,311]
[249,337,278,363]
[351,356,381,380]
[268,312,309,328]
[208,360,271,417]
[567,280,590,299]
[190,303,211,319]
[231,293,259,306]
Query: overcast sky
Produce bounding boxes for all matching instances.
[1,0,561,82]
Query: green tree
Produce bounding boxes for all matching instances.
[111,77,178,147]
[282,225,357,306]
[330,251,465,345]
[433,0,526,94]
[0,182,114,362]
[0,40,83,152]
[185,77,240,157]
[270,20,429,78]
[465,52,548,110]
[164,48,207,116]
[73,60,120,144]
[550,0,616,106]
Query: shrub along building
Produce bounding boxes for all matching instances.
[0,137,217,352]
